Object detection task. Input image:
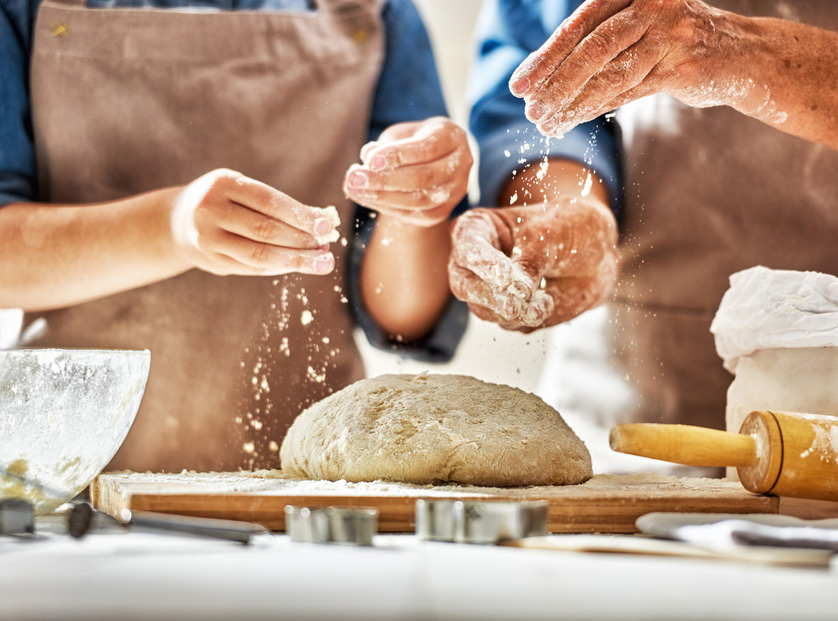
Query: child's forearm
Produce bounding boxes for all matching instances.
[360,214,452,342]
[0,188,187,311]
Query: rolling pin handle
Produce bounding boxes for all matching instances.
[609,423,758,468]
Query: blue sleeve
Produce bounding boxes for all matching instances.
[0,0,39,206]
[366,0,447,142]
[468,0,622,216]
[349,0,469,363]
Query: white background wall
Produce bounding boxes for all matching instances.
[412,0,482,127]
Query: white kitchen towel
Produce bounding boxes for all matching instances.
[637,512,838,551]
[710,266,838,373]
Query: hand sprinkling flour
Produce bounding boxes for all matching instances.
[507,0,838,148]
[344,116,471,227]
[448,161,618,333]
[172,168,339,277]
[344,116,473,342]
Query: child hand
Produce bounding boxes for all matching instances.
[171,169,339,276]
[343,117,472,227]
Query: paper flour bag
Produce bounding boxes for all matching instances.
[711,266,838,439]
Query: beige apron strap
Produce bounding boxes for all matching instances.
[43,0,86,6]
[43,0,388,11]
[317,0,385,12]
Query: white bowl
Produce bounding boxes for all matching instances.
[0,348,150,514]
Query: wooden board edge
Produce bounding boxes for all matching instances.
[93,480,780,535]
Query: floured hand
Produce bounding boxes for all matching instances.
[171,169,338,276]
[343,117,472,227]
[448,200,618,332]
[509,0,777,137]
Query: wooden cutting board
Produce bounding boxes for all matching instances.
[91,471,779,534]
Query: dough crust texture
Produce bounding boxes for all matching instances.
[280,373,592,487]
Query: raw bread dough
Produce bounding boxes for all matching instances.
[280,373,592,487]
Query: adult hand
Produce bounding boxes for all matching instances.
[509,0,771,137]
[343,116,473,227]
[448,200,618,332]
[171,169,338,276]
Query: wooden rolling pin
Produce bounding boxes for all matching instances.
[610,411,838,501]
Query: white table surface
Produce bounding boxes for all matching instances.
[3,515,838,621]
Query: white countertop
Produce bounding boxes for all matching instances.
[3,516,838,620]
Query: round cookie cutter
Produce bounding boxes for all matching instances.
[284,506,378,546]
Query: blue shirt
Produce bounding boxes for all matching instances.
[468,0,622,216]
[0,0,468,361]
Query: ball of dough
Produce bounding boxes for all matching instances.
[280,373,592,487]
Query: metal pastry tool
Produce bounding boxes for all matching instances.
[68,502,273,545]
[0,499,35,536]
[284,506,378,545]
[415,499,549,544]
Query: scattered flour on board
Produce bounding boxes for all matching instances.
[101,471,737,500]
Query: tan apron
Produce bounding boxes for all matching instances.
[612,1,838,430]
[28,0,384,471]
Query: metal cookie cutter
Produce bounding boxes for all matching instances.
[1,466,70,538]
[0,499,35,536]
[416,499,549,544]
[285,506,378,546]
